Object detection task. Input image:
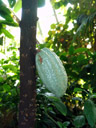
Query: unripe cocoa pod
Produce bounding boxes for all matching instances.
[36,48,68,97]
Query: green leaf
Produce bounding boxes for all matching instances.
[76,12,96,34]
[73,115,85,128]
[69,45,74,55]
[84,99,96,127]
[11,88,17,95]
[77,14,88,26]
[63,121,70,128]
[0,36,3,45]
[57,121,63,128]
[77,54,85,62]
[0,3,13,21]
[38,0,45,8]
[51,24,56,29]
[47,96,61,102]
[47,96,67,116]
[53,101,67,116]
[0,76,3,82]
[13,0,22,12]
[3,84,11,92]
[77,23,87,34]
[2,64,17,72]
[0,20,18,26]
[1,28,14,39]
[74,48,88,53]
[90,93,96,99]
[74,88,83,92]
[48,31,53,36]
[8,0,16,8]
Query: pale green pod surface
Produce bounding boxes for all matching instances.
[36,48,68,97]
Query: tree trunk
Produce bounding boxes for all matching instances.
[19,0,37,128]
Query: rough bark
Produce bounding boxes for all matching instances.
[19,0,37,128]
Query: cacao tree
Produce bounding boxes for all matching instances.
[18,0,37,128]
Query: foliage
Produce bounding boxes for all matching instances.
[0,0,18,43]
[0,42,20,128]
[0,1,19,127]
[36,0,96,127]
[14,0,45,13]
[36,33,96,127]
[50,0,96,51]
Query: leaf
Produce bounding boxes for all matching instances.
[11,88,17,95]
[38,0,45,8]
[76,18,88,34]
[0,20,18,26]
[8,0,16,8]
[0,3,13,21]
[47,96,66,115]
[51,24,56,29]
[57,121,63,128]
[77,54,85,62]
[0,77,3,82]
[75,12,96,37]
[90,93,96,99]
[2,64,17,72]
[63,121,70,127]
[43,118,56,127]
[69,45,74,55]
[13,0,22,12]
[73,115,85,128]
[74,48,88,53]
[77,14,88,26]
[53,101,67,116]
[0,36,3,45]
[1,28,14,39]
[3,84,11,92]
[74,88,83,92]
[84,99,96,127]
[47,96,61,102]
